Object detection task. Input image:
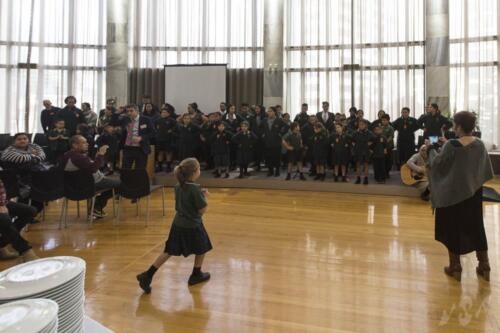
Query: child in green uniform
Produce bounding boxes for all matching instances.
[282,122,306,180]
[137,158,212,292]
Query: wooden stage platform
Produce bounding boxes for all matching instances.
[156,169,421,198]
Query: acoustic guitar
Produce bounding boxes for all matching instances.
[400,164,427,186]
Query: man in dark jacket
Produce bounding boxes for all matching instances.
[316,101,335,131]
[392,107,420,165]
[40,100,61,134]
[260,107,287,177]
[58,96,85,135]
[121,104,155,170]
[417,103,452,139]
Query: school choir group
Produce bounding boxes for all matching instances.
[40,95,459,186]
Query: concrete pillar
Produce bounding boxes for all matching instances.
[425,0,450,115]
[263,0,284,107]
[106,0,129,105]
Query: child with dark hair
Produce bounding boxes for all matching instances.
[370,126,388,183]
[380,114,394,177]
[137,158,212,292]
[155,107,178,172]
[47,118,71,163]
[96,124,119,175]
[177,114,201,161]
[282,122,306,181]
[210,122,232,178]
[232,121,257,178]
[352,120,373,185]
[311,122,329,181]
[330,123,350,182]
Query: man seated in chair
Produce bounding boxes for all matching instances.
[61,135,120,218]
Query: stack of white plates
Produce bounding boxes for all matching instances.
[0,299,58,333]
[0,257,86,333]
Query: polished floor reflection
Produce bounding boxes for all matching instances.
[1,185,499,333]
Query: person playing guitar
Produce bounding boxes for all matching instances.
[401,145,430,200]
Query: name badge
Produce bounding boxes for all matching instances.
[140,124,147,129]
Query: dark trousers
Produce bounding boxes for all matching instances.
[397,140,416,165]
[0,213,31,253]
[122,147,148,170]
[385,151,393,176]
[6,202,37,232]
[254,141,264,169]
[265,146,282,170]
[94,177,121,211]
[372,157,386,181]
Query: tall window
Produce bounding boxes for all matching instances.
[284,0,425,120]
[129,0,264,69]
[0,0,106,134]
[450,0,499,148]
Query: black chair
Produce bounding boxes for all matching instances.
[33,133,48,147]
[117,169,165,226]
[61,170,106,228]
[0,169,20,200]
[0,134,13,152]
[29,168,64,221]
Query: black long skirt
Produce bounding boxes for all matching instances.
[435,189,488,255]
[164,223,213,257]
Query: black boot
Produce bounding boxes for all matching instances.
[314,174,321,181]
[334,175,338,182]
[363,177,369,185]
[355,176,361,184]
[244,167,250,176]
[444,251,462,282]
[285,173,291,180]
[299,173,306,181]
[238,168,244,179]
[476,251,491,282]
[214,170,221,178]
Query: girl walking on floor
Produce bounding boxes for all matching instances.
[137,158,213,293]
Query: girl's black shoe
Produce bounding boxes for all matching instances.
[355,177,361,184]
[223,172,229,179]
[188,271,211,286]
[334,175,338,182]
[214,171,221,178]
[285,173,291,180]
[299,173,306,181]
[136,272,152,294]
[314,174,321,181]
[363,177,369,185]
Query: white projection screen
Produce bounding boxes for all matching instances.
[164,64,227,114]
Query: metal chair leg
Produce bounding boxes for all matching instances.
[89,197,96,226]
[117,196,122,224]
[58,199,66,230]
[64,199,69,228]
[161,187,165,216]
[145,195,150,227]
[112,189,116,218]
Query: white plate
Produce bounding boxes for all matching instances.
[0,299,58,333]
[0,257,85,301]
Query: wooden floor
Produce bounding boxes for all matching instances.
[1,183,500,333]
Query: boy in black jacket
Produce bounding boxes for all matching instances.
[370,125,388,183]
[232,121,257,178]
[210,122,232,178]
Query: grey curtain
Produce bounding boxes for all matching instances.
[226,68,263,107]
[128,68,166,107]
[128,68,263,108]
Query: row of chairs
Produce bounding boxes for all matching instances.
[0,168,165,229]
